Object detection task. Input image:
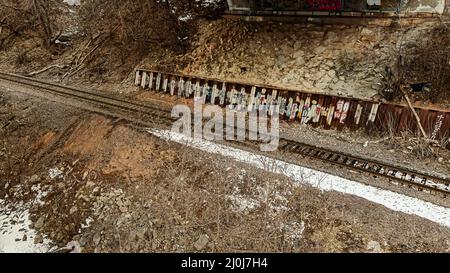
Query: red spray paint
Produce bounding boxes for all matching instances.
[306,0,342,11]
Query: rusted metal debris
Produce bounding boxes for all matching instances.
[135,69,450,145]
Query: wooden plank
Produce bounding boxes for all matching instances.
[140,71,147,88]
[155,73,161,91]
[194,80,201,100]
[269,89,278,116]
[186,79,192,98]
[248,86,256,112]
[353,102,366,130]
[278,91,288,119]
[134,70,141,86]
[324,97,337,130]
[365,103,380,134]
[211,82,218,105]
[312,96,324,127]
[359,102,371,131]
[300,94,312,124]
[285,93,294,121]
[170,77,176,96]
[332,99,345,130]
[162,76,168,93]
[177,77,184,97]
[259,88,267,113]
[203,82,210,105]
[230,85,238,110]
[266,89,274,114]
[337,100,351,131]
[320,96,332,128]
[239,86,247,111]
[345,100,358,130]
[296,93,306,123]
[219,82,227,106]
[290,94,300,121]
[148,72,154,90]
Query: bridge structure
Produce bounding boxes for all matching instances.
[226,0,449,16]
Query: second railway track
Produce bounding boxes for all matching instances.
[1,72,449,198]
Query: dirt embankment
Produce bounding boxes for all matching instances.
[1,87,450,253]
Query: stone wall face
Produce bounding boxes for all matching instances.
[173,20,441,100]
[400,0,445,13]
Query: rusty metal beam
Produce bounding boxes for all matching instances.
[135,69,450,144]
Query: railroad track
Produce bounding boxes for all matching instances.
[1,72,449,198]
[0,72,176,126]
[279,141,450,197]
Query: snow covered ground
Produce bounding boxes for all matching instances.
[0,199,53,253]
[63,0,80,5]
[147,129,450,228]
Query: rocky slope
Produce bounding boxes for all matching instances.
[140,19,445,101]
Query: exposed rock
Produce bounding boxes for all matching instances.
[360,28,375,36]
[34,234,44,244]
[194,234,209,251]
[82,171,89,180]
[66,241,82,253]
[136,227,148,241]
[93,233,102,246]
[29,175,41,184]
[367,240,382,253]
[35,216,45,229]
[69,205,78,214]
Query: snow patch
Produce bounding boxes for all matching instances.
[63,0,80,5]
[48,167,63,179]
[226,194,260,213]
[147,129,450,228]
[178,14,192,22]
[281,221,305,243]
[31,184,50,206]
[0,199,53,253]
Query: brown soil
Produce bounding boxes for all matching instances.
[1,84,450,253]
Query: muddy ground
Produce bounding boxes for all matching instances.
[1,84,450,253]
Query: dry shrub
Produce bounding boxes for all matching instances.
[75,0,225,79]
[399,22,450,103]
[0,0,63,49]
[381,110,449,159]
[79,1,226,52]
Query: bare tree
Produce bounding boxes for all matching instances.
[0,0,62,49]
[79,0,225,53]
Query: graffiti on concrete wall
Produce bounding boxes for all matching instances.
[431,114,445,140]
[135,69,450,144]
[306,0,342,10]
